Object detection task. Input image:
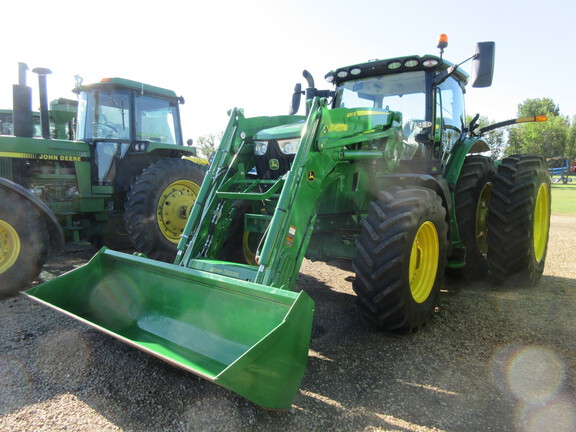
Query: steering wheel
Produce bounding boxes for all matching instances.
[442,124,461,133]
[94,120,118,139]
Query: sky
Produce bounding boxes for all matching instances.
[2,0,575,143]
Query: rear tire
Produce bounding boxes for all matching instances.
[0,189,49,297]
[487,155,551,286]
[452,155,495,280]
[124,159,205,262]
[352,186,448,332]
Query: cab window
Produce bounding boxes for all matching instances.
[435,77,465,151]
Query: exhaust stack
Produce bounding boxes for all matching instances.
[32,67,52,139]
[12,62,33,138]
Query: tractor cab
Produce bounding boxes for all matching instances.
[75,77,186,186]
[325,55,468,161]
[270,42,494,181]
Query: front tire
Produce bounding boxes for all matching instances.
[0,189,49,297]
[124,158,205,262]
[352,186,448,332]
[487,155,551,286]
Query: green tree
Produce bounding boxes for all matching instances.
[506,98,569,159]
[567,116,576,161]
[507,115,568,158]
[195,132,223,159]
[517,97,560,117]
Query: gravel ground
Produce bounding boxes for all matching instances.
[1,215,574,432]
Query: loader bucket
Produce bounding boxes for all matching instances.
[25,247,314,410]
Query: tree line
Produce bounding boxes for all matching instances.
[471,97,575,161]
[195,97,576,163]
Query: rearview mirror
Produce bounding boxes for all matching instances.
[289,83,302,115]
[471,42,495,88]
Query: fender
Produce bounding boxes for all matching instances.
[381,172,451,214]
[445,136,490,186]
[0,177,64,249]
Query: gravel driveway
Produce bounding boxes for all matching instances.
[1,215,574,432]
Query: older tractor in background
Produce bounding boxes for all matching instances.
[27,38,551,409]
[0,64,207,297]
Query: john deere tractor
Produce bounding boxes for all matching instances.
[27,38,551,409]
[0,63,207,296]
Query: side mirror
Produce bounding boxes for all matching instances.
[471,42,495,88]
[289,83,302,115]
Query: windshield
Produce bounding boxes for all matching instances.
[77,89,181,145]
[334,71,426,119]
[334,71,428,159]
[78,90,131,140]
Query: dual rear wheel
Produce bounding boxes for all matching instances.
[487,155,551,285]
[353,154,551,331]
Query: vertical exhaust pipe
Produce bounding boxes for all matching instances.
[12,62,33,138]
[32,67,52,139]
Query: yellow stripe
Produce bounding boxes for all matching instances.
[346,110,389,118]
[0,151,36,159]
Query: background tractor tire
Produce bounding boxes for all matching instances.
[352,186,448,332]
[451,155,495,280]
[487,155,551,286]
[124,158,205,262]
[0,188,49,297]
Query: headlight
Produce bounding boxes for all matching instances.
[131,142,148,152]
[254,140,268,156]
[277,138,300,155]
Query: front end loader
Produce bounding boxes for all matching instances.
[26,37,551,409]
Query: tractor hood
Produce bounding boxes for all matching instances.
[253,108,398,144]
[254,118,306,141]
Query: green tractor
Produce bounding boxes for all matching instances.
[0,63,207,297]
[27,38,551,409]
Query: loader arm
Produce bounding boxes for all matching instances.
[176,97,403,290]
[174,99,330,291]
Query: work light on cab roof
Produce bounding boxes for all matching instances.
[437,33,449,54]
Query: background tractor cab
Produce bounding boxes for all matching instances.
[75,77,187,187]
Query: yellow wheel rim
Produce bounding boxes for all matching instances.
[476,183,492,255]
[156,180,200,244]
[533,183,550,263]
[409,221,439,303]
[242,231,258,266]
[0,219,20,274]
